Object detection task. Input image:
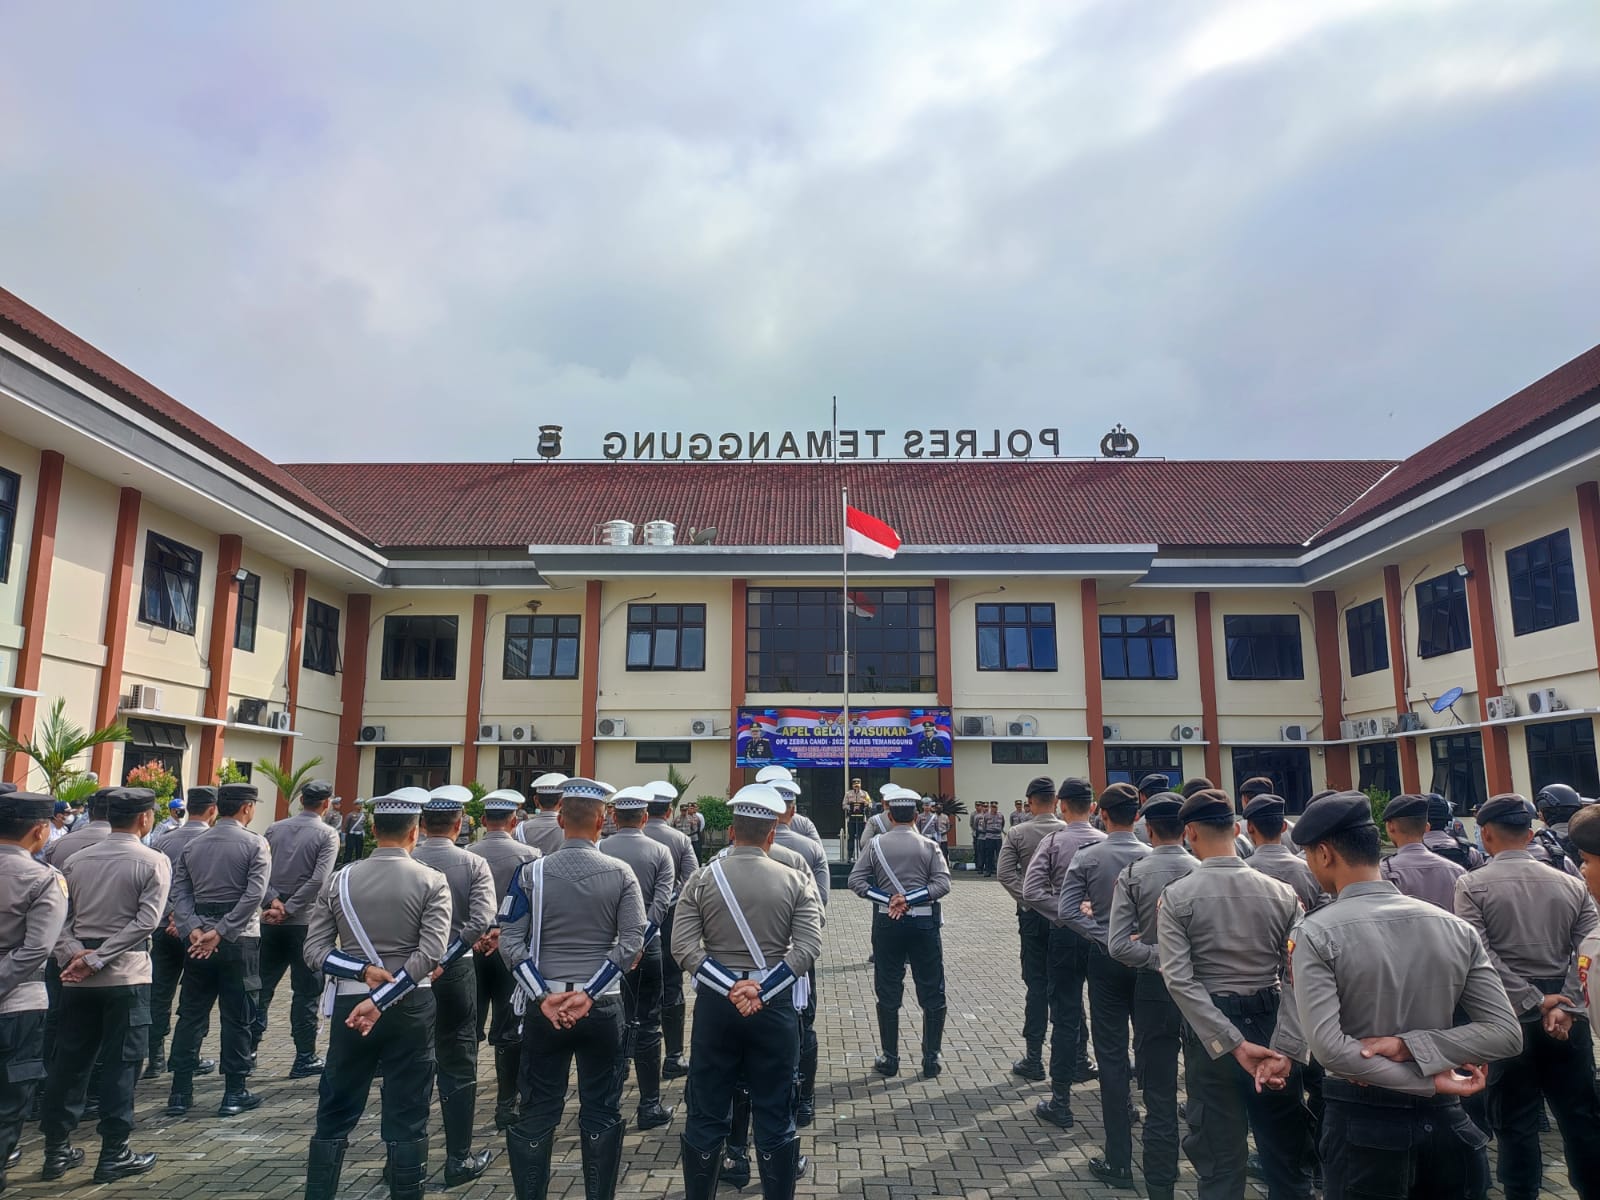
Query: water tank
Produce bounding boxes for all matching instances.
[599,520,635,546]
[642,520,677,547]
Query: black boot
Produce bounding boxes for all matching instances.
[143,1042,166,1080]
[386,1139,428,1200]
[661,1004,688,1078]
[720,1146,750,1189]
[634,1041,674,1131]
[40,1143,84,1182]
[1011,1039,1045,1081]
[1088,1157,1137,1189]
[723,1090,751,1187]
[1034,1092,1074,1129]
[494,1045,521,1131]
[580,1121,624,1200]
[681,1135,724,1200]
[755,1137,802,1200]
[873,1004,900,1076]
[303,1138,347,1200]
[92,1143,157,1184]
[795,1039,817,1127]
[441,1088,495,1187]
[289,1052,325,1079]
[922,1006,946,1078]
[195,1058,216,1076]
[505,1125,554,1200]
[165,1073,193,1117]
[217,1075,262,1117]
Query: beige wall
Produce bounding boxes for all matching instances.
[0,432,42,663]
[594,579,732,735]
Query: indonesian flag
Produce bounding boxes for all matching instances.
[845,505,900,559]
[846,591,877,618]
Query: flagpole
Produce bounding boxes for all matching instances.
[841,482,851,842]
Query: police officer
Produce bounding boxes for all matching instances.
[255,778,340,1079]
[1156,788,1313,1200]
[1267,792,1523,1200]
[1531,783,1588,875]
[600,785,676,1132]
[1424,795,1486,869]
[674,784,824,1199]
[0,791,68,1191]
[165,782,270,1119]
[499,778,645,1200]
[1243,794,1326,910]
[849,784,950,1078]
[468,788,540,1131]
[516,772,569,855]
[1009,798,1027,827]
[1380,793,1466,910]
[770,778,828,1126]
[858,783,901,853]
[1454,793,1600,1200]
[302,788,450,1200]
[1059,782,1149,1187]
[153,799,185,840]
[1108,792,1196,1200]
[145,785,217,1080]
[39,787,169,1184]
[996,777,1065,1085]
[843,778,870,859]
[414,785,499,1186]
[643,779,699,1081]
[1566,806,1600,1027]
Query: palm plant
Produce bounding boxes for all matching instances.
[0,698,130,795]
[254,755,326,808]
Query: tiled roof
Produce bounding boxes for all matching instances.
[0,287,371,544]
[280,459,1397,551]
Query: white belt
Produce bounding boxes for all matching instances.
[333,977,432,997]
[877,903,933,917]
[547,979,623,997]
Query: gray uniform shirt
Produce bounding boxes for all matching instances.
[1272,880,1523,1095]
[776,824,830,905]
[1581,931,1600,1031]
[500,838,646,985]
[1157,856,1300,1059]
[1247,843,1327,912]
[516,811,565,857]
[848,824,952,906]
[0,844,68,1014]
[54,833,171,988]
[469,830,541,900]
[997,813,1067,908]
[153,819,211,917]
[1060,831,1150,946]
[601,827,675,926]
[413,834,498,948]
[644,818,699,901]
[1021,821,1106,924]
[673,845,824,979]
[172,818,272,942]
[1380,841,1466,911]
[263,809,341,925]
[788,813,821,843]
[1109,845,1196,972]
[304,847,451,982]
[1454,847,1598,1017]
[859,810,894,852]
[43,819,109,868]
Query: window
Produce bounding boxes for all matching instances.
[304,599,340,675]
[977,604,1058,672]
[1415,572,1471,659]
[1356,742,1400,797]
[1104,746,1183,790]
[382,615,459,680]
[233,572,260,653]
[505,614,580,679]
[1100,615,1178,680]
[1526,719,1600,798]
[992,742,1048,765]
[498,745,576,794]
[1345,599,1388,677]
[122,719,188,788]
[1429,732,1485,817]
[0,468,18,583]
[373,747,452,795]
[138,532,202,634]
[628,604,706,672]
[1229,748,1314,813]
[745,589,936,692]
[1506,530,1579,637]
[636,741,693,765]
[1223,615,1303,680]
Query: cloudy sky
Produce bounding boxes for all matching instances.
[2,2,1596,465]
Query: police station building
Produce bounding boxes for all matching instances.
[3,284,1600,845]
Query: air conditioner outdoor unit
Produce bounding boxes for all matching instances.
[596,716,627,738]
[1008,716,1039,737]
[479,723,502,742]
[689,714,719,737]
[1172,723,1203,743]
[236,698,268,726]
[959,715,995,738]
[1355,718,1382,739]
[1528,687,1567,715]
[1485,696,1517,721]
[1396,712,1423,733]
[508,723,537,742]
[1381,716,1401,736]
[268,711,293,732]
[1280,724,1308,742]
[129,684,163,712]
[359,724,386,743]
[1102,723,1122,741]
[1339,720,1360,740]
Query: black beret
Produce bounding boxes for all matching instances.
[1425,794,1453,828]
[1382,794,1431,822]
[185,786,219,808]
[1568,806,1600,856]
[107,787,157,817]
[1057,777,1093,802]
[1179,778,1215,799]
[1025,776,1056,800]
[1098,782,1141,814]
[1138,792,1184,821]
[301,780,334,803]
[1291,791,1374,846]
[1179,789,1234,825]
[218,783,259,804]
[0,790,54,821]
[1243,794,1288,822]
[1536,783,1584,816]
[1137,773,1171,796]
[0,782,16,796]
[1239,776,1275,799]
[1476,794,1536,828]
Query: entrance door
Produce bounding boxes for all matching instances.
[795,766,890,840]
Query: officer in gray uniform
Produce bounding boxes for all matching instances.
[755,766,822,843]
[302,788,451,1200]
[469,788,540,1131]
[1059,782,1150,1188]
[1379,793,1466,910]
[1454,793,1600,1200]
[600,785,676,1132]
[858,783,903,854]
[414,785,499,1187]
[516,772,569,856]
[42,790,110,868]
[769,777,828,1128]
[1268,792,1522,1200]
[644,779,699,1081]
[1531,783,1588,876]
[1243,794,1326,911]
[146,785,217,1080]
[1108,792,1196,1200]
[1425,795,1486,869]
[500,777,646,1200]
[0,791,68,1191]
[675,783,824,1200]
[997,777,1065,1084]
[39,788,169,1185]
[1566,807,1600,1028]
[1157,789,1312,1200]
[255,779,340,1079]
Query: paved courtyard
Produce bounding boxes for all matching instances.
[7,871,1583,1198]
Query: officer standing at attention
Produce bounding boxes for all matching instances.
[1009,798,1027,827]
[256,779,340,1080]
[1265,792,1522,1200]
[858,784,902,853]
[1425,795,1486,869]
[843,777,870,859]
[770,777,828,1127]
[1243,794,1326,911]
[1058,782,1150,1187]
[499,778,645,1200]
[643,779,699,1082]
[413,785,499,1187]
[165,783,270,1120]
[599,785,677,1132]
[1108,792,1196,1200]
[515,772,569,856]
[468,788,540,1131]
[754,766,823,843]
[996,777,1065,1086]
[674,784,824,1200]
[0,791,69,1192]
[1156,789,1313,1200]
[145,786,217,1081]
[42,790,110,868]
[301,787,450,1200]
[1454,793,1600,1200]
[1531,783,1588,876]
[1379,794,1466,910]
[1130,774,1171,844]
[39,788,169,1185]
[1563,806,1600,1028]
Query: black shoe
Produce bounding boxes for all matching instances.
[1089,1158,1136,1189]
[755,1138,802,1198]
[1246,1153,1265,1180]
[662,1055,689,1080]
[143,1052,166,1080]
[195,1058,216,1076]
[92,1145,156,1184]
[305,1138,348,1200]
[1011,1055,1046,1082]
[1072,1061,1099,1084]
[1178,1101,1188,1123]
[217,1089,262,1118]
[873,1054,899,1077]
[795,1094,814,1127]
[41,1144,83,1182]
[387,1138,428,1200]
[1539,1106,1552,1133]
[637,1098,675,1131]
[165,1089,192,1117]
[1034,1097,1074,1129]
[442,1148,494,1187]
[922,1054,942,1079]
[720,1147,750,1189]
[289,1053,325,1079]
[580,1121,624,1200]
[506,1126,555,1200]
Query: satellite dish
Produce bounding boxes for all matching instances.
[1431,686,1464,714]
[691,526,718,545]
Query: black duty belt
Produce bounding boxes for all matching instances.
[1208,987,1279,1018]
[80,936,150,951]
[194,903,235,917]
[1324,1077,1460,1109]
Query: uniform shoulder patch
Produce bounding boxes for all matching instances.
[1285,936,1295,985]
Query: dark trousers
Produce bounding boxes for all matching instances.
[684,990,800,1154]
[40,984,149,1146]
[1089,950,1138,1169]
[433,956,480,1102]
[847,818,865,859]
[979,838,1001,875]
[660,904,686,1063]
[344,833,364,864]
[1181,993,1312,1200]
[148,926,187,1048]
[314,991,436,1143]
[1046,925,1092,1093]
[476,952,521,1049]
[516,993,625,1136]
[0,1010,46,1165]
[621,942,665,1061]
[1017,909,1051,1046]
[170,935,260,1079]
[253,923,320,1055]
[1133,970,1184,1189]
[1489,1014,1600,1200]
[871,912,945,1012]
[1321,1079,1488,1200]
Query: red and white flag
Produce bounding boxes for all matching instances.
[845,505,900,559]
[846,591,877,618]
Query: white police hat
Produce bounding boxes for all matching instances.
[531,772,569,794]
[612,785,652,811]
[879,782,907,800]
[754,765,794,784]
[729,784,786,820]
[372,787,429,815]
[769,777,801,799]
[645,779,679,803]
[424,784,473,812]
[886,786,920,809]
[481,789,525,813]
[561,777,614,801]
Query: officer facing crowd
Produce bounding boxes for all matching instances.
[515,772,568,856]
[996,777,1066,1085]
[1379,793,1467,910]
[146,786,216,1082]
